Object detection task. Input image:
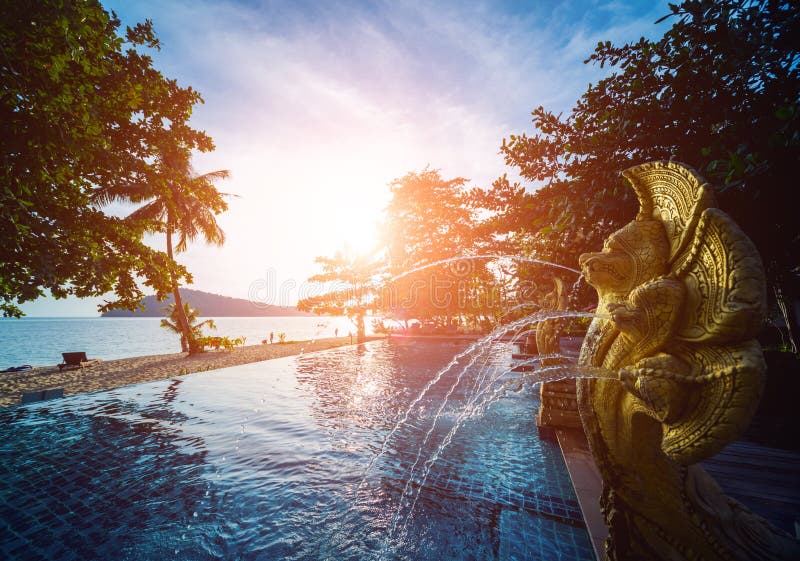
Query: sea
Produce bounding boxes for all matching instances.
[0,316,375,368]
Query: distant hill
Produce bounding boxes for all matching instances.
[102,288,315,317]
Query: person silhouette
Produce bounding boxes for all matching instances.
[269,331,274,344]
[335,328,339,337]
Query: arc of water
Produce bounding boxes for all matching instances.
[377,310,606,558]
[469,309,609,401]
[354,309,587,494]
[468,324,539,397]
[389,312,601,538]
[496,301,541,320]
[387,339,500,536]
[383,254,582,285]
[386,358,572,547]
[395,311,608,534]
[380,363,513,557]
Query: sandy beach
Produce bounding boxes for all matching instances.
[0,336,384,408]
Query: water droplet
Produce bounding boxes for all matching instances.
[182,534,186,540]
[193,512,198,518]
[205,491,209,497]
[222,456,226,461]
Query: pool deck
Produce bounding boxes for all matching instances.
[556,428,800,560]
[701,440,800,537]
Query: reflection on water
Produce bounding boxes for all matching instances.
[0,340,593,561]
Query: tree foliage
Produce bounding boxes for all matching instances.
[380,169,501,327]
[0,0,213,316]
[297,248,377,342]
[493,0,799,322]
[160,301,216,353]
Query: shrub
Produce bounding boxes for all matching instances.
[196,335,246,352]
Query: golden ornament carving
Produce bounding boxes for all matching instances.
[576,160,799,560]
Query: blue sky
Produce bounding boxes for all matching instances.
[21,0,673,316]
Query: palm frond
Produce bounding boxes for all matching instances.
[128,199,168,225]
[91,182,151,206]
[196,169,231,183]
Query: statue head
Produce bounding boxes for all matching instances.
[579,219,670,299]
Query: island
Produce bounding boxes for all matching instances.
[101,288,315,317]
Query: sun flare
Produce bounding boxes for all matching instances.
[328,195,384,259]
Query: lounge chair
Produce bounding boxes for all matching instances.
[57,352,101,371]
[1,365,32,373]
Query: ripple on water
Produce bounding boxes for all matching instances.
[0,339,595,560]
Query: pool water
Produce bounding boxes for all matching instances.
[0,340,594,561]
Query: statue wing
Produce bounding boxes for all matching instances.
[623,160,716,265]
[623,161,768,464]
[673,208,767,344]
[662,340,765,464]
[623,161,767,343]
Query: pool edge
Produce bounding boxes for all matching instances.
[556,427,607,561]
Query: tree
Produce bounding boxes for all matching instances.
[98,148,231,354]
[298,248,377,342]
[381,169,500,327]
[468,176,581,320]
[160,301,216,353]
[0,0,214,317]
[496,0,799,338]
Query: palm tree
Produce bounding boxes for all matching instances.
[94,147,231,354]
[161,301,216,352]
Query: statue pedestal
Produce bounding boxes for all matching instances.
[536,378,582,440]
[535,336,585,440]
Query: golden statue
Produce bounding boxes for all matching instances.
[535,275,583,434]
[577,161,800,560]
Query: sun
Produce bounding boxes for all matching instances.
[328,193,384,259]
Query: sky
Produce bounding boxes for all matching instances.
[21,0,673,316]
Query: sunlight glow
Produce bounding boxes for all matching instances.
[330,196,383,259]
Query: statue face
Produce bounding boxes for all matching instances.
[579,232,636,295]
[579,220,670,297]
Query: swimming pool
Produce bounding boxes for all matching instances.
[0,340,594,560]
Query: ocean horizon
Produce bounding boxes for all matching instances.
[0,316,375,368]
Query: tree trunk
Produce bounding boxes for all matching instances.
[166,226,198,355]
[356,312,366,343]
[775,281,799,354]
